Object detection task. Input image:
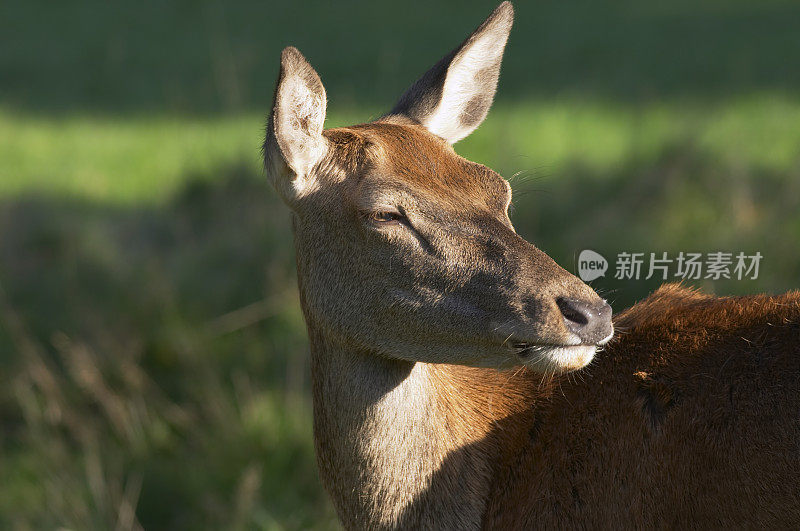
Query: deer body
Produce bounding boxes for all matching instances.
[306,283,800,529]
[483,285,800,528]
[265,3,800,528]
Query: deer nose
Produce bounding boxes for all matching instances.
[556,297,613,345]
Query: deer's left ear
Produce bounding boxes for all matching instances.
[387,2,513,144]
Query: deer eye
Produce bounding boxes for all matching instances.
[368,209,405,224]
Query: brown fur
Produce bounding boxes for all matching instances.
[332,120,511,218]
[294,121,603,528]
[483,284,800,527]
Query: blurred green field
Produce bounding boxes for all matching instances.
[2,96,800,202]
[1,0,799,529]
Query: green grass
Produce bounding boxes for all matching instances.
[3,0,799,113]
[1,0,800,529]
[2,93,799,202]
[1,98,798,528]
[0,175,339,529]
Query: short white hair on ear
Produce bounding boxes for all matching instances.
[388,2,514,144]
[264,46,328,204]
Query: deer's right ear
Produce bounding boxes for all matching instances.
[264,47,327,203]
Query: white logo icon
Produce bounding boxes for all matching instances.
[578,250,608,281]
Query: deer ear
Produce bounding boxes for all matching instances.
[264,47,327,203]
[387,2,513,144]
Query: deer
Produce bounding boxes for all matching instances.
[263,3,800,529]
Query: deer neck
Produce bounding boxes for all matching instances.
[307,324,535,530]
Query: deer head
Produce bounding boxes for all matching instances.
[264,2,613,373]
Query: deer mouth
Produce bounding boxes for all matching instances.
[511,342,588,358]
[509,341,600,372]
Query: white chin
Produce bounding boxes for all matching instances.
[522,345,597,373]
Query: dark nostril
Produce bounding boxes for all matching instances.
[556,298,590,327]
[556,297,613,344]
